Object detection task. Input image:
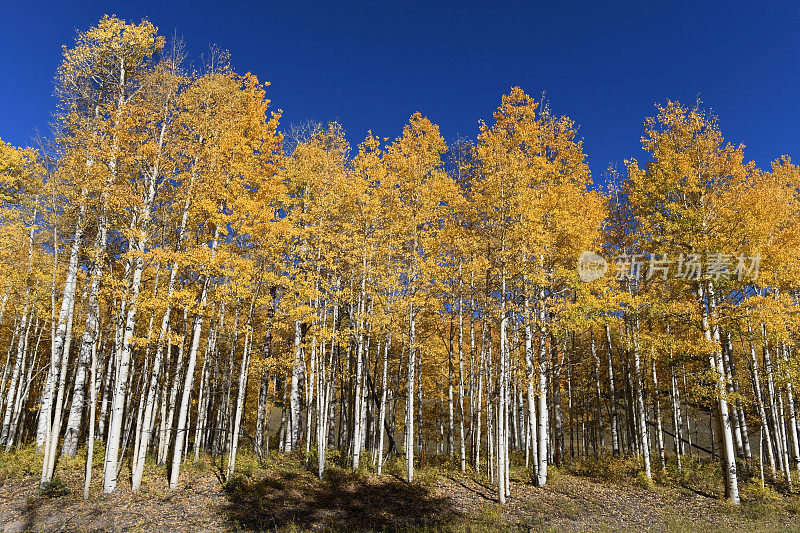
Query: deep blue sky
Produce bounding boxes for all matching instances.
[2,1,798,188]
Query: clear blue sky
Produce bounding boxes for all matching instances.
[1,1,798,187]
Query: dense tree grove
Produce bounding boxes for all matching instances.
[2,17,799,506]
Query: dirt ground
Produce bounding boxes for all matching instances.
[1,459,800,532]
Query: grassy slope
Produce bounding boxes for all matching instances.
[1,448,800,532]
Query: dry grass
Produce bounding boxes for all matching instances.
[1,449,800,531]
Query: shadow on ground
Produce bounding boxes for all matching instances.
[20,486,73,532]
[222,468,459,531]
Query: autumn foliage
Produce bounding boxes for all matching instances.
[1,17,799,508]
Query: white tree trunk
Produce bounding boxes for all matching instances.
[535,293,549,488]
[782,343,800,478]
[406,302,415,482]
[38,212,85,450]
[42,297,76,484]
[457,269,466,473]
[62,226,107,457]
[701,281,739,504]
[376,329,390,475]
[226,328,252,479]
[83,339,98,499]
[168,229,217,490]
[747,322,776,478]
[497,267,508,504]
[605,324,620,455]
[651,356,665,471]
[287,319,303,453]
[631,319,651,479]
[1,307,29,445]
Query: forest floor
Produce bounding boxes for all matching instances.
[1,449,800,532]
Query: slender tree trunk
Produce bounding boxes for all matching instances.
[158,342,177,464]
[103,254,147,491]
[406,302,415,482]
[0,316,20,416]
[193,337,212,462]
[552,334,564,467]
[631,318,651,479]
[97,338,114,441]
[62,218,109,457]
[38,211,84,451]
[670,364,683,472]
[781,343,800,478]
[352,252,368,468]
[524,279,538,472]
[83,339,98,500]
[4,312,33,449]
[287,319,303,453]
[168,229,218,490]
[475,320,485,471]
[702,281,739,504]
[535,292,549,487]
[42,297,76,484]
[377,329,390,475]
[766,339,787,476]
[721,331,744,457]
[497,265,508,504]
[747,323,776,478]
[226,326,252,479]
[1,307,29,446]
[317,301,337,478]
[651,355,665,471]
[591,330,604,453]
[8,317,43,449]
[457,268,466,473]
[255,290,276,457]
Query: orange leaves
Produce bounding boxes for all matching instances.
[624,100,755,259]
[58,15,163,90]
[0,139,41,208]
[475,87,603,281]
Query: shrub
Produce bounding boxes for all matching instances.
[233,450,261,478]
[0,445,40,480]
[40,478,70,498]
[564,454,642,484]
[413,466,441,488]
[383,455,407,479]
[634,470,655,490]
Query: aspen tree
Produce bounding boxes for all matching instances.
[169,68,280,488]
[625,101,751,503]
[10,16,800,507]
[381,113,456,480]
